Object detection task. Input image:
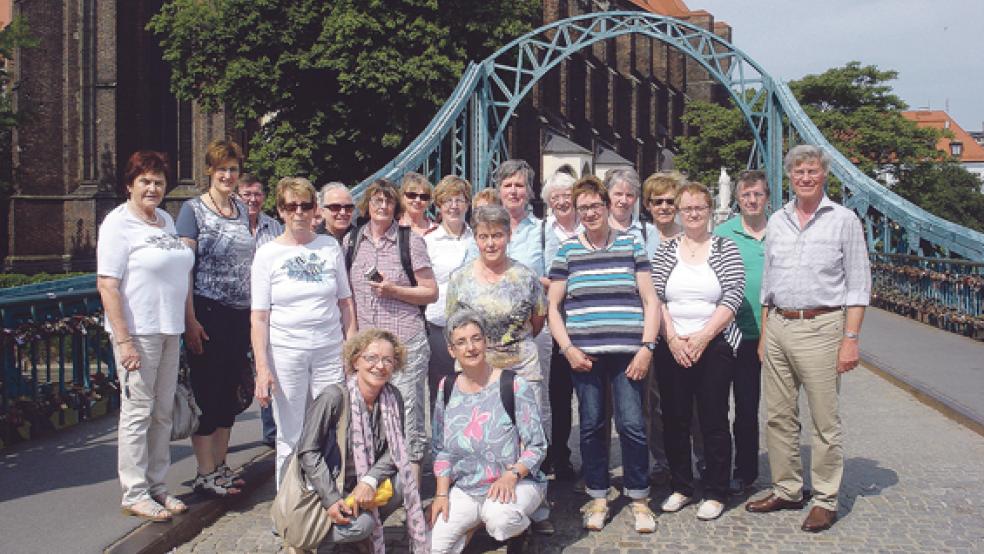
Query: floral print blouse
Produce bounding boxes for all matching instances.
[431,373,547,496]
[445,260,547,377]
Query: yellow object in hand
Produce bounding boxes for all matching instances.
[344,478,394,509]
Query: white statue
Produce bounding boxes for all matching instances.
[718,167,732,209]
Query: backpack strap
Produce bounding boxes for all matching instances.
[540,217,547,257]
[441,370,516,428]
[397,225,418,287]
[343,223,364,271]
[441,373,459,409]
[499,370,516,428]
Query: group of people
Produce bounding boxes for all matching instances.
[97,138,870,552]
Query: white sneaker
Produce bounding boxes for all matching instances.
[661,492,692,513]
[696,499,725,520]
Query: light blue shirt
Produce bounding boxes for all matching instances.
[466,213,546,277]
[623,218,660,261]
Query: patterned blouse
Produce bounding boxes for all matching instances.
[445,260,547,378]
[431,374,546,496]
[175,196,254,309]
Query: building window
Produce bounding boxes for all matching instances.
[950,141,963,157]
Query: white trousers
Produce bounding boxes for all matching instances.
[429,480,545,554]
[270,342,345,488]
[115,334,181,506]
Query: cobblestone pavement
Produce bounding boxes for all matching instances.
[176,366,984,553]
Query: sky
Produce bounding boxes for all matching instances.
[691,0,984,131]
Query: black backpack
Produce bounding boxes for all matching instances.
[441,370,517,427]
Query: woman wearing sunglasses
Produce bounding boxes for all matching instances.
[399,172,438,236]
[643,172,685,245]
[251,177,357,488]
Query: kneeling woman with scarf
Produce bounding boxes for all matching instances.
[274,329,429,553]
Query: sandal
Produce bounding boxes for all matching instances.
[631,500,657,533]
[581,498,608,531]
[151,493,188,514]
[218,462,246,488]
[193,470,241,498]
[121,498,172,522]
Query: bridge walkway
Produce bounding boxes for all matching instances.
[0,308,981,553]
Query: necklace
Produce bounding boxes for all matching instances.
[681,236,708,258]
[585,229,612,250]
[207,189,236,218]
[128,203,160,226]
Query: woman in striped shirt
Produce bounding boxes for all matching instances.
[650,181,745,521]
[547,176,660,534]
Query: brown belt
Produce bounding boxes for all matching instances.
[774,306,841,320]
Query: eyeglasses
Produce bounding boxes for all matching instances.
[575,202,606,215]
[370,197,395,208]
[648,198,674,207]
[679,206,710,215]
[452,335,486,349]
[239,191,264,199]
[281,201,316,212]
[404,191,432,202]
[441,197,467,207]
[324,203,355,213]
[739,192,766,199]
[360,354,397,368]
[791,169,823,178]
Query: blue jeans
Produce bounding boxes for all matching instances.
[572,352,650,500]
[260,404,276,445]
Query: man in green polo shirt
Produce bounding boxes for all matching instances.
[713,169,767,494]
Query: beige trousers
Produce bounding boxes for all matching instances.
[115,334,181,506]
[762,309,844,511]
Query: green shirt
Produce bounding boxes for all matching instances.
[713,215,765,340]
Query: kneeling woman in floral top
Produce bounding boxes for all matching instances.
[429,310,547,553]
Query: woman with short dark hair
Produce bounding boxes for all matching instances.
[98,150,195,520]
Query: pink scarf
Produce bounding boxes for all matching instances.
[347,377,429,553]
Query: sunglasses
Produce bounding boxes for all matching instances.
[404,191,432,202]
[649,198,674,207]
[324,203,355,213]
[281,201,316,212]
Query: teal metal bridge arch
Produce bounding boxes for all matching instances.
[354,11,984,260]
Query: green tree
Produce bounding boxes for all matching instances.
[893,162,984,233]
[789,61,943,177]
[149,0,539,186]
[676,97,754,186]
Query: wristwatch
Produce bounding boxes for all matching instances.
[642,341,657,352]
[843,331,860,340]
[507,466,522,479]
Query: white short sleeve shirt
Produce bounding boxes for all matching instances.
[96,204,195,336]
[251,235,352,349]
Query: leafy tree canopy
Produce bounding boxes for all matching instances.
[893,162,984,233]
[149,0,539,186]
[677,62,944,189]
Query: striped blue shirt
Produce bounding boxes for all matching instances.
[548,232,650,354]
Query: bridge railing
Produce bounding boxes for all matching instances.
[0,277,118,447]
[871,253,984,339]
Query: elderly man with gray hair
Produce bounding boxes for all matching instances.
[316,181,356,242]
[745,145,870,533]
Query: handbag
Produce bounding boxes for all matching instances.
[235,351,257,415]
[271,385,349,550]
[171,358,200,441]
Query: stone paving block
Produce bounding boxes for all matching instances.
[176,368,984,553]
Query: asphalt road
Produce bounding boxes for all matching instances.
[0,403,268,554]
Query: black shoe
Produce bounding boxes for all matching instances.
[554,461,577,481]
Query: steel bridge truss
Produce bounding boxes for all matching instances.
[354,11,984,260]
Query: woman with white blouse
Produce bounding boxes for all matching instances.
[251,177,357,488]
[423,175,473,408]
[97,151,195,521]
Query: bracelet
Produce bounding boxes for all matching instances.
[116,337,133,345]
[434,493,449,498]
[559,344,574,355]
